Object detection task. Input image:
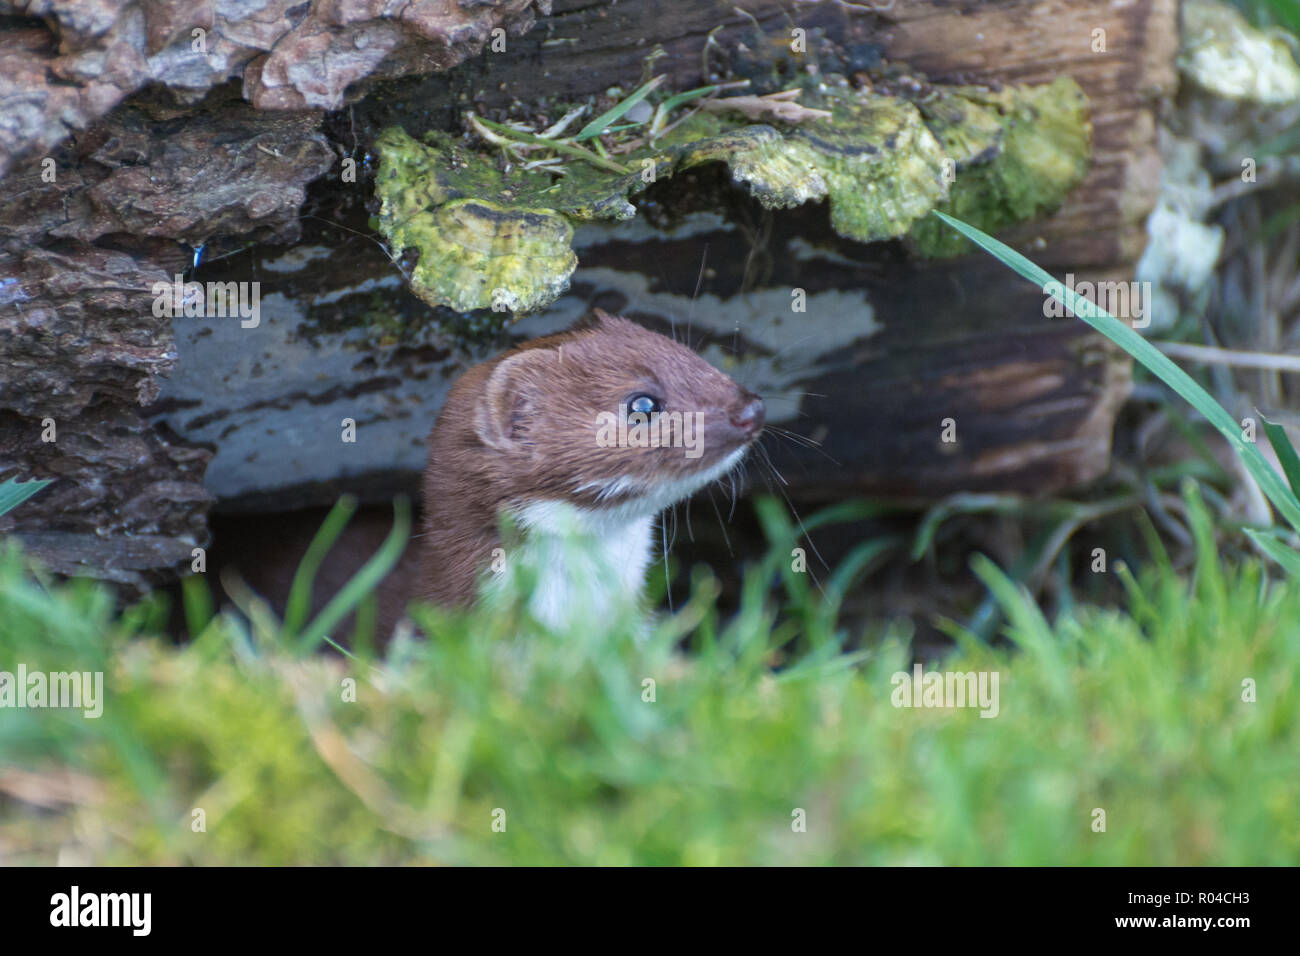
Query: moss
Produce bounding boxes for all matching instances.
[373,129,582,315]
[4,502,1300,864]
[675,87,950,242]
[909,78,1093,256]
[917,87,1005,169]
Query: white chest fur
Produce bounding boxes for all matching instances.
[482,447,749,632]
[483,500,656,632]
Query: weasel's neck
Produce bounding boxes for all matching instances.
[484,500,657,632]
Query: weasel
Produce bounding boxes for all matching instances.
[418,309,764,629]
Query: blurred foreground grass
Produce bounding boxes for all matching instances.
[0,487,1295,865]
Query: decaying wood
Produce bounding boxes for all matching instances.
[0,95,336,589]
[0,0,1177,588]
[882,0,1179,267]
[0,0,547,176]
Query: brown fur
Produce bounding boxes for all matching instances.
[418,309,763,608]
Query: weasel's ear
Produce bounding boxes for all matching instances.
[475,348,558,450]
[570,307,620,334]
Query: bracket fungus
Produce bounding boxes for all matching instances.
[374,69,1092,319]
[674,86,951,243]
[909,78,1093,256]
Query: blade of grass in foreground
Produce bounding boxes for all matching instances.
[182,572,215,640]
[0,477,52,517]
[1244,527,1300,577]
[933,211,1300,539]
[295,496,411,653]
[283,495,360,640]
[1263,415,1300,497]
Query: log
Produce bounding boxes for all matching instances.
[0,0,1176,588]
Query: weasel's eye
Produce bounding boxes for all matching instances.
[628,394,661,417]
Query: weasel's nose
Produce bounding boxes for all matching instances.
[730,394,765,435]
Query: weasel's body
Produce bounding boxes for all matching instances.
[419,310,763,628]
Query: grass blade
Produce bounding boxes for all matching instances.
[0,477,52,517]
[1262,416,1300,497]
[656,83,722,114]
[283,495,359,639]
[182,573,214,640]
[575,75,666,141]
[1244,528,1300,577]
[295,497,411,653]
[469,115,630,174]
[933,211,1300,538]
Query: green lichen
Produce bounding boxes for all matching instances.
[374,71,1092,316]
[375,129,584,314]
[799,89,950,242]
[676,88,951,242]
[917,88,1004,168]
[909,77,1093,256]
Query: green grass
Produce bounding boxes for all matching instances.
[1234,0,1300,36]
[0,477,52,518]
[1,481,1296,865]
[934,212,1300,565]
[3,210,1297,864]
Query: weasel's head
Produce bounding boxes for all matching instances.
[473,309,764,517]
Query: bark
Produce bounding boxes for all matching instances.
[0,0,547,176]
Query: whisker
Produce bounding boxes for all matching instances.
[292,214,414,283]
[661,514,674,613]
[754,441,788,486]
[689,244,708,349]
[765,424,821,447]
[751,453,826,595]
[756,443,829,572]
[764,427,842,467]
[766,332,824,363]
[706,485,734,556]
